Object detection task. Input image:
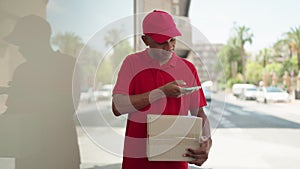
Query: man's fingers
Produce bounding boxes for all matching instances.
[184,152,208,167]
[173,80,186,86]
[188,157,208,166]
[160,80,187,98]
[186,148,206,155]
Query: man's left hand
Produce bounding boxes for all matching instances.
[184,137,212,166]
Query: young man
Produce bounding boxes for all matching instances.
[112,10,212,169]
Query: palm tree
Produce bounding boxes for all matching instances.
[104,29,133,69]
[104,29,122,47]
[258,48,271,68]
[218,37,241,80]
[285,26,300,70]
[234,25,253,83]
[51,32,84,58]
[273,38,290,59]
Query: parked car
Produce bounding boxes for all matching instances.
[203,87,212,102]
[80,87,94,103]
[240,86,257,100]
[256,86,290,103]
[232,83,256,98]
[94,84,113,100]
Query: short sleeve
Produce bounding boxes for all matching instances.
[113,56,134,95]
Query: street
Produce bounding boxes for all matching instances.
[76,92,300,169]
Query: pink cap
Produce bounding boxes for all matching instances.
[142,10,181,43]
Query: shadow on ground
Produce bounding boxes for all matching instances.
[81,163,211,169]
[82,163,121,169]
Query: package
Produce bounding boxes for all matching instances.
[147,114,202,161]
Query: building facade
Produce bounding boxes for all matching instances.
[134,0,192,58]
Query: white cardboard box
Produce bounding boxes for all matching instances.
[147,114,202,161]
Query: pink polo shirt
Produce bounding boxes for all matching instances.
[113,49,207,169]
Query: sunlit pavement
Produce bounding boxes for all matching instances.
[77,92,300,169]
[223,92,300,124]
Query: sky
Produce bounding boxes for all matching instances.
[47,0,133,43]
[47,0,300,54]
[189,0,300,53]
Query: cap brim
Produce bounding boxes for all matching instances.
[146,28,182,44]
[146,33,172,43]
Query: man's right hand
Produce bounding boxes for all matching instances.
[159,80,186,98]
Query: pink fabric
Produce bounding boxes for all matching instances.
[145,33,172,44]
[142,10,182,42]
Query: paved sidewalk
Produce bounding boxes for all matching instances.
[77,126,206,169]
[77,93,300,169]
[223,92,300,124]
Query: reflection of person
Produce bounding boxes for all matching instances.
[112,10,212,169]
[0,15,80,169]
[0,87,8,95]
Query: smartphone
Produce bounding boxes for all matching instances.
[181,86,202,93]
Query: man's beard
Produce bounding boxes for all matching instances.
[148,48,172,61]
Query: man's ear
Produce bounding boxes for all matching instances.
[141,35,149,46]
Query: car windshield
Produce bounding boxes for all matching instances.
[99,88,110,91]
[246,87,257,91]
[203,88,211,92]
[99,84,113,91]
[266,87,283,92]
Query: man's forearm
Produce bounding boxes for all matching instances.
[112,80,184,116]
[191,108,211,139]
[112,89,164,116]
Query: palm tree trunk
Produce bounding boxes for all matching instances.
[297,50,300,71]
[241,45,246,83]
